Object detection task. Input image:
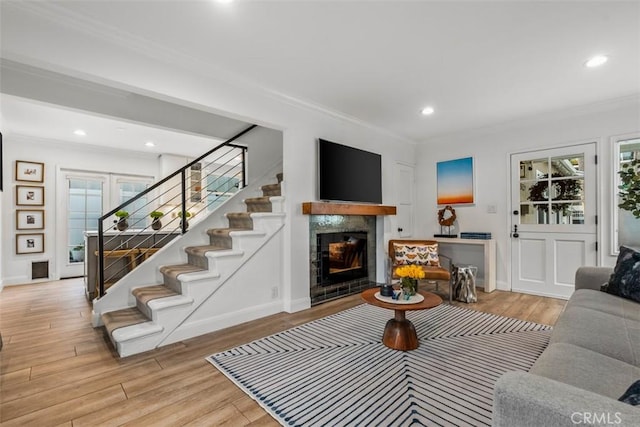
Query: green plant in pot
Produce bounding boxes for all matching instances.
[70,244,85,262]
[114,210,129,231]
[619,158,640,218]
[177,211,192,231]
[150,211,164,230]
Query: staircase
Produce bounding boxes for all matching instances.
[98,173,284,357]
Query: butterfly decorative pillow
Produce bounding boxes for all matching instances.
[393,243,440,267]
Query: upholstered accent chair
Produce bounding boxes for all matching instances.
[388,239,453,303]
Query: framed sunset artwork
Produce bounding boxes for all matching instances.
[436,157,475,205]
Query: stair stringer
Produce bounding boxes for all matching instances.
[91,163,282,327]
[160,226,285,347]
[113,216,284,356]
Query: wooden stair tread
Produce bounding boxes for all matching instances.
[132,285,179,305]
[159,264,205,277]
[207,227,250,236]
[102,307,149,336]
[185,245,228,256]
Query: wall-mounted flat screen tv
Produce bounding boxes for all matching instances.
[318,138,382,204]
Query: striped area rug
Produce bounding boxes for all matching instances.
[206,304,551,426]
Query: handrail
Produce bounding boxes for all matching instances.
[96,124,258,298]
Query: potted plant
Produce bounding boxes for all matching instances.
[177,211,192,230]
[114,210,129,231]
[70,244,85,262]
[150,210,164,230]
[619,158,640,218]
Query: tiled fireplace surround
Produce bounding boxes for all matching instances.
[309,214,378,305]
[304,202,397,305]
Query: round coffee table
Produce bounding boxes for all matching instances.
[361,288,443,351]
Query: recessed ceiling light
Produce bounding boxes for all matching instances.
[145,141,156,147]
[74,129,86,136]
[421,106,435,116]
[585,55,608,68]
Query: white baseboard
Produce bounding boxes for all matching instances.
[496,280,510,291]
[1,275,31,286]
[284,296,311,313]
[161,300,284,346]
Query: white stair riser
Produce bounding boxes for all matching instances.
[104,170,286,357]
[117,333,163,358]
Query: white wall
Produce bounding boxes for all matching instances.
[1,135,159,285]
[0,12,417,307]
[415,96,640,290]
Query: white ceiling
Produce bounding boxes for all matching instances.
[0,95,225,157]
[1,1,639,145]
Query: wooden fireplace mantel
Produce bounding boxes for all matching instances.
[302,202,397,216]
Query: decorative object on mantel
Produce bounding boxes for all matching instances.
[114,210,129,231]
[301,202,396,216]
[436,205,458,238]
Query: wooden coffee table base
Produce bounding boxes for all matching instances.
[383,311,418,351]
[361,288,443,351]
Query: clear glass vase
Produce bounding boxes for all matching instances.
[401,278,417,297]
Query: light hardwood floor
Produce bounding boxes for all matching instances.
[0,279,567,426]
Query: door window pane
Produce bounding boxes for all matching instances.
[67,178,103,264]
[518,153,584,226]
[119,181,150,230]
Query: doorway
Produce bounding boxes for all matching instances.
[57,170,153,278]
[395,162,415,238]
[510,143,597,299]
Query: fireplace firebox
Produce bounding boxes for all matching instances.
[317,232,368,286]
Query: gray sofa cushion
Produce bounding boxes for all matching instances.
[550,305,640,366]
[530,342,640,399]
[568,289,640,322]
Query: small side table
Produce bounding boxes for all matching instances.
[361,288,442,351]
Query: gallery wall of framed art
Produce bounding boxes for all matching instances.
[14,160,46,254]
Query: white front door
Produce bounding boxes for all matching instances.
[395,162,414,237]
[510,143,597,299]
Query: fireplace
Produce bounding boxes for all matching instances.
[309,214,377,305]
[318,231,368,286]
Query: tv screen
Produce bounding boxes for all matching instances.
[318,139,382,204]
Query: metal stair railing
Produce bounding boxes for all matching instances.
[96,124,257,298]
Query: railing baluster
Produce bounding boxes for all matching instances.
[95,124,257,298]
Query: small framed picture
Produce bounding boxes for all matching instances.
[16,209,45,230]
[16,185,45,206]
[16,233,45,254]
[15,160,44,183]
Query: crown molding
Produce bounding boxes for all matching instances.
[421,93,640,143]
[7,2,416,146]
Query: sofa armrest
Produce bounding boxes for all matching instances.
[575,266,613,291]
[493,371,640,427]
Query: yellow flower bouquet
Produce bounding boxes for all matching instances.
[395,264,425,296]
